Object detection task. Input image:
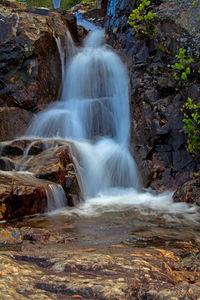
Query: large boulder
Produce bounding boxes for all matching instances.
[105,0,200,191]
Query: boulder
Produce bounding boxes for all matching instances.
[23,141,80,206]
[173,174,200,206]
[0,139,80,221]
[0,172,49,221]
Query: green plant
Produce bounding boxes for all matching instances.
[171,48,193,86]
[128,0,156,35]
[181,97,200,153]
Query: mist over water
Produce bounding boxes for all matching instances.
[26,27,200,222]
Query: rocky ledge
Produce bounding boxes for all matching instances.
[0,222,199,299]
[0,139,80,221]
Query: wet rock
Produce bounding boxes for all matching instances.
[0,157,15,171]
[21,226,72,244]
[0,228,22,250]
[21,141,80,206]
[0,139,80,209]
[0,239,199,299]
[0,172,58,221]
[173,175,200,206]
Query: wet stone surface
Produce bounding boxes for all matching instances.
[0,210,200,299]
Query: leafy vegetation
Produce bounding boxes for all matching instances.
[128,0,156,35]
[181,97,200,153]
[171,48,193,86]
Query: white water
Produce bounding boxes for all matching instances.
[46,184,66,211]
[52,0,60,9]
[26,28,199,221]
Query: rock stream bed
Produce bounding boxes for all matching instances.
[0,210,200,299]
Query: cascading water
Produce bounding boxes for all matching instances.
[27,28,139,198]
[26,27,199,221]
[52,0,61,9]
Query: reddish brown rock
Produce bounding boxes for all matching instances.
[0,139,80,214]
[22,141,80,206]
[173,175,200,206]
[0,227,22,250]
[0,107,33,142]
[0,172,49,221]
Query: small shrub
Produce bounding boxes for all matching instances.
[128,0,156,36]
[181,97,200,153]
[171,48,193,86]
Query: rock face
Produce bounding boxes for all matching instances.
[0,1,79,140]
[105,0,200,191]
[173,175,200,206]
[0,172,49,221]
[0,139,80,221]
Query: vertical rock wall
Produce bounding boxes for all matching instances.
[105,0,200,191]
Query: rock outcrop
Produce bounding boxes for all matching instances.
[105,0,200,191]
[0,0,79,140]
[173,174,200,206]
[0,139,80,221]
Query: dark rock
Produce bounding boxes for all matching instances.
[135,45,149,64]
[105,0,199,191]
[0,157,15,171]
[0,107,33,142]
[0,2,79,115]
[14,255,52,268]
[173,175,200,206]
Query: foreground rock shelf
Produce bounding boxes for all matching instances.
[0,212,200,299]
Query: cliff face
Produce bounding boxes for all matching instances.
[105,0,200,192]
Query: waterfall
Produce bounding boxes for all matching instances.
[27,28,139,198]
[26,25,199,220]
[52,0,61,9]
